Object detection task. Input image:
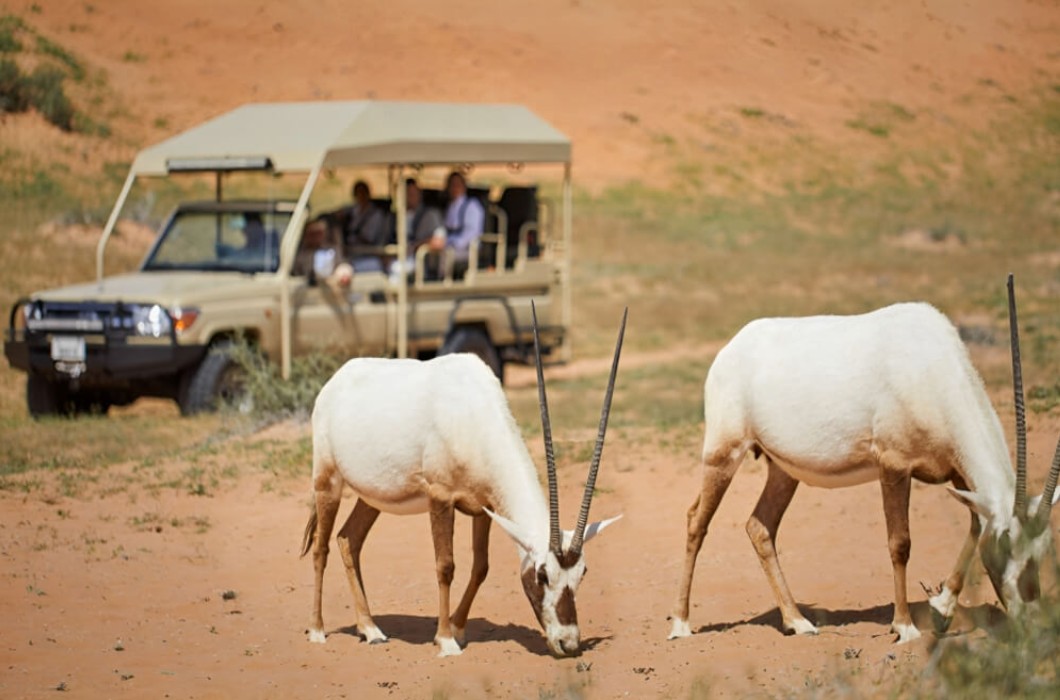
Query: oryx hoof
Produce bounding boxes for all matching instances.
[667,617,693,640]
[893,622,922,644]
[436,636,463,657]
[785,618,819,636]
[360,625,388,645]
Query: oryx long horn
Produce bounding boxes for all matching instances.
[532,302,561,556]
[570,307,628,556]
[1008,274,1028,522]
[1039,436,1060,521]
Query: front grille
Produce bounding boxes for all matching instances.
[23,300,163,338]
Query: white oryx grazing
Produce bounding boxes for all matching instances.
[302,306,627,657]
[669,276,1060,644]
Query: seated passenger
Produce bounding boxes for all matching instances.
[242,212,268,251]
[223,212,278,269]
[343,179,388,273]
[294,217,352,287]
[431,171,485,275]
[389,178,444,279]
[406,178,445,248]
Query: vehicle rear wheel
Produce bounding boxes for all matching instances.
[438,326,504,383]
[181,344,252,415]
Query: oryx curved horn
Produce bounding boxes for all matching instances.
[1008,273,1028,521]
[570,307,628,556]
[1039,437,1060,521]
[531,301,562,555]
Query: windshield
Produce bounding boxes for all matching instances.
[143,209,291,273]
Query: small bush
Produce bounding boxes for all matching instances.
[35,34,85,81]
[23,63,74,130]
[0,57,27,111]
[227,339,345,419]
[0,16,24,53]
[926,598,1060,697]
[0,15,104,134]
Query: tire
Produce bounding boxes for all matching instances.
[180,344,252,415]
[27,375,111,418]
[27,373,69,418]
[438,326,504,383]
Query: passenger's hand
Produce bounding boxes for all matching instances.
[332,262,354,288]
[429,226,447,252]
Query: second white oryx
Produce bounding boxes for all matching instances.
[302,306,627,657]
[669,276,1060,644]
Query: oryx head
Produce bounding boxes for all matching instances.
[952,275,1060,612]
[488,304,626,657]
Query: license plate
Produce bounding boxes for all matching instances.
[51,335,86,362]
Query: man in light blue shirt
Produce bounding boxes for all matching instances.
[436,171,485,265]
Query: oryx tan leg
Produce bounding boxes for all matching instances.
[449,513,492,647]
[336,498,387,644]
[428,496,461,656]
[669,450,742,639]
[929,475,982,631]
[880,467,920,643]
[309,468,344,644]
[747,460,816,635]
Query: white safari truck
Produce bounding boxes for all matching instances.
[4,101,573,416]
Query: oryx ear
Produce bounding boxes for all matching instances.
[948,488,990,517]
[1029,491,1060,513]
[483,508,536,554]
[581,514,623,545]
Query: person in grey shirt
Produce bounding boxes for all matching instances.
[344,179,388,272]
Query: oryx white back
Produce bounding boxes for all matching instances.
[312,355,545,521]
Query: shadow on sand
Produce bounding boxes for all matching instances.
[330,615,612,656]
[695,599,1007,639]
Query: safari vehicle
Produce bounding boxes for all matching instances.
[4,101,573,417]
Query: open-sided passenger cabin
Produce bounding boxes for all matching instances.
[315,183,545,282]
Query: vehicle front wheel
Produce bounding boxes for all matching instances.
[27,373,70,418]
[180,344,252,415]
[438,326,504,383]
[27,375,112,418]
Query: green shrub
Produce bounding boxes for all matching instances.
[0,15,103,134]
[35,34,85,81]
[0,16,23,52]
[23,63,74,130]
[0,57,26,111]
[226,339,345,419]
[925,586,1060,697]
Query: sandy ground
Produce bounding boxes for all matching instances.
[4,1,1060,697]
[9,1,1059,189]
[2,380,1058,699]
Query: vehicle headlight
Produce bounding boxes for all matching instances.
[132,304,172,338]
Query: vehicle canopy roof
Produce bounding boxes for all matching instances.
[131,100,572,176]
